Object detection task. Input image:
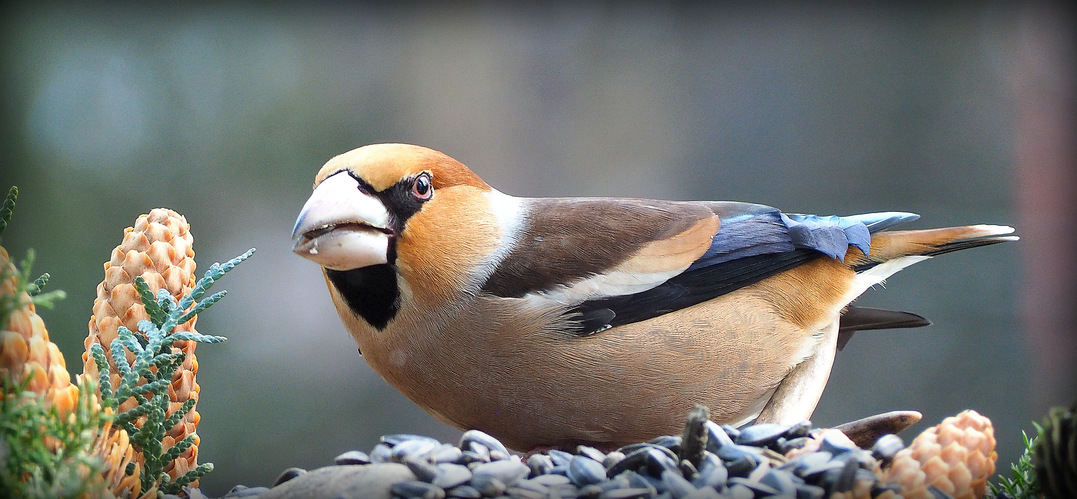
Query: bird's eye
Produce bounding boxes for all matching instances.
[412,173,433,200]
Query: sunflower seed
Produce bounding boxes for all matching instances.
[578,484,604,498]
[464,442,490,462]
[430,444,464,464]
[818,433,858,456]
[661,469,698,498]
[606,446,680,479]
[692,454,728,489]
[459,450,488,466]
[798,459,846,479]
[527,452,555,476]
[781,450,832,476]
[334,450,371,466]
[871,484,902,497]
[549,449,575,467]
[795,483,826,499]
[568,455,607,486]
[432,463,472,489]
[383,434,441,447]
[390,480,445,499]
[616,443,653,455]
[371,443,393,463]
[445,484,482,499]
[511,478,550,494]
[468,474,506,496]
[504,486,546,499]
[599,474,633,492]
[614,470,654,492]
[598,487,655,499]
[272,467,305,486]
[649,435,682,453]
[714,445,760,477]
[724,482,755,499]
[871,434,905,463]
[471,459,530,487]
[728,476,780,495]
[759,468,798,496]
[703,421,734,451]
[403,455,439,482]
[778,436,812,454]
[459,430,510,460]
[819,457,858,494]
[602,451,626,469]
[735,423,790,447]
[787,421,813,438]
[533,473,571,486]
[683,486,722,499]
[577,445,608,463]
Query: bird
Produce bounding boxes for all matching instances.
[291,143,1017,452]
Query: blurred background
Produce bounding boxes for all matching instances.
[1,2,1073,495]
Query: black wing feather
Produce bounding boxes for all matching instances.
[570,249,820,334]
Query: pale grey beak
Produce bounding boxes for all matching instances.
[292,172,393,271]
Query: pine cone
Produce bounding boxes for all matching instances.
[1,201,146,497]
[81,208,202,486]
[1035,399,1077,499]
[92,409,156,499]
[0,245,80,415]
[883,409,997,499]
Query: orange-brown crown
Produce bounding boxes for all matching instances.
[314,143,491,193]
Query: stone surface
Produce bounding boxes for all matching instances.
[257,463,414,499]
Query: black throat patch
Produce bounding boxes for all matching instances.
[326,264,400,330]
[318,170,432,330]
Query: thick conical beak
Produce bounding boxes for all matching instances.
[292,172,393,271]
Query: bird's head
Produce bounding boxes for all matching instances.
[292,143,491,271]
[292,143,508,329]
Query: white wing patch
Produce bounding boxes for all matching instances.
[524,263,690,307]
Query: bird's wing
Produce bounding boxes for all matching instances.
[480,197,721,302]
[480,197,919,335]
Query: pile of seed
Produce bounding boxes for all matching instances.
[218,407,945,499]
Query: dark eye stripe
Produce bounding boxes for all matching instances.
[339,170,432,235]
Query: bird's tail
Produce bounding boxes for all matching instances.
[849,224,1018,273]
[836,224,1017,347]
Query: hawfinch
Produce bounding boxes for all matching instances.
[292,143,1016,451]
